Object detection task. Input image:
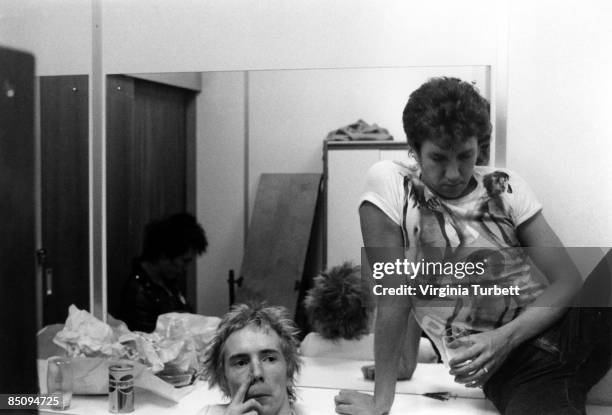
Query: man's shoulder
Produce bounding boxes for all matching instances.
[369,159,418,173]
[365,159,419,187]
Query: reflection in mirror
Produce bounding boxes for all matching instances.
[105,73,200,328]
[104,67,491,322]
[38,75,90,326]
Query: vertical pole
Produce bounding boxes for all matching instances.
[90,0,107,321]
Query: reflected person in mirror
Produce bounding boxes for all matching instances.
[119,212,207,332]
[199,303,304,415]
[300,261,438,364]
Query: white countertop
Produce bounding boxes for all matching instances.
[297,357,485,399]
[39,357,611,415]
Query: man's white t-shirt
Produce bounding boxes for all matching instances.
[360,160,545,360]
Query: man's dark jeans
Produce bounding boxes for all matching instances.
[483,307,612,414]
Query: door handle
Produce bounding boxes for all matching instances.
[45,268,53,296]
[37,248,53,296]
[36,248,47,266]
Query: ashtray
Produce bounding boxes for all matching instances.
[156,368,197,388]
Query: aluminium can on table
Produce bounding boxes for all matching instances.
[108,363,135,413]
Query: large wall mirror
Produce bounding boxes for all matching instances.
[104,66,492,321]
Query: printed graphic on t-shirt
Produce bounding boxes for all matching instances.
[394,164,545,352]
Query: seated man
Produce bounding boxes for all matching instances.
[200,303,304,415]
[301,262,438,365]
[119,212,207,332]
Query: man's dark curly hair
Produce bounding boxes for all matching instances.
[402,77,492,164]
[141,212,207,262]
[303,262,374,340]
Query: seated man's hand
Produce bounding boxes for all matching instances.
[360,362,413,381]
[224,378,263,415]
[335,390,385,415]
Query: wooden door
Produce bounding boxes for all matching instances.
[40,75,90,325]
[106,75,196,318]
[0,46,38,393]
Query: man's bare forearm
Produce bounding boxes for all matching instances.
[373,298,410,413]
[501,276,581,349]
[398,311,421,379]
[506,219,583,349]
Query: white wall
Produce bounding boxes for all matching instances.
[506,0,612,248]
[0,0,91,75]
[101,0,499,73]
[196,71,246,315]
[247,67,489,216]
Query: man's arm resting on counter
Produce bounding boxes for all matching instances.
[372,302,421,414]
[360,202,418,413]
[398,310,421,380]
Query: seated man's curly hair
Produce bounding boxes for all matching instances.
[141,212,207,262]
[304,262,374,340]
[403,77,492,164]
